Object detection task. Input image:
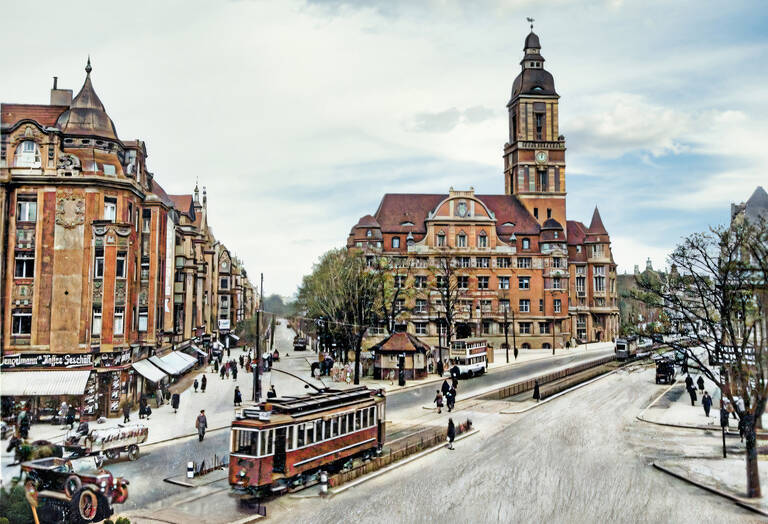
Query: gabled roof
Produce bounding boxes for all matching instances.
[371,331,430,353]
[587,207,608,235]
[0,103,68,128]
[168,194,195,219]
[566,220,586,245]
[476,194,540,235]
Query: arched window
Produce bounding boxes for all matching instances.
[15,141,41,167]
[477,231,488,248]
[521,343,531,350]
[436,231,446,247]
[456,233,467,248]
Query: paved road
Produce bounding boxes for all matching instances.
[269,368,755,523]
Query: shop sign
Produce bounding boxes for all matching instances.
[1,353,93,369]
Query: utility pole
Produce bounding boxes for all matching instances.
[503,308,509,363]
[511,309,517,360]
[552,317,556,356]
[253,272,264,403]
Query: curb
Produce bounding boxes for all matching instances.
[499,369,619,414]
[652,462,768,517]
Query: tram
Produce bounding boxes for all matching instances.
[229,386,385,496]
[615,336,639,360]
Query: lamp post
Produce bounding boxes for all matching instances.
[503,308,509,363]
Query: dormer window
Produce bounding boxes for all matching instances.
[14,141,41,168]
[366,230,372,238]
[522,238,530,250]
[392,237,400,249]
[477,232,488,248]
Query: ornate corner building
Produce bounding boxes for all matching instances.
[0,60,257,418]
[347,31,619,349]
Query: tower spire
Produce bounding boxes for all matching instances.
[85,55,92,75]
[526,16,535,31]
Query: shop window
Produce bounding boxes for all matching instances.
[12,309,32,335]
[14,251,35,278]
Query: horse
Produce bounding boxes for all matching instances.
[6,436,64,464]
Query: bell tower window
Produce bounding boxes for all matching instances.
[535,112,544,140]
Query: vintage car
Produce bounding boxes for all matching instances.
[293,336,308,351]
[21,457,129,523]
[64,424,148,467]
[654,358,676,384]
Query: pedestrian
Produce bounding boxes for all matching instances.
[533,380,541,402]
[145,404,152,420]
[441,379,450,396]
[201,375,207,393]
[720,402,730,429]
[447,418,456,450]
[220,365,226,379]
[66,405,76,429]
[225,367,230,379]
[434,390,444,414]
[685,374,693,391]
[688,386,697,406]
[227,346,231,358]
[447,386,456,412]
[436,359,444,377]
[156,387,163,407]
[702,391,712,418]
[196,409,208,441]
[697,375,705,393]
[727,398,736,420]
[139,396,147,419]
[314,365,321,380]
[214,359,219,374]
[388,369,395,385]
[18,407,30,439]
[58,401,69,426]
[234,386,243,407]
[171,393,180,413]
[239,355,244,368]
[267,385,277,399]
[232,365,238,381]
[122,402,131,423]
[194,379,199,393]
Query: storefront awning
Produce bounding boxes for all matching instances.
[0,370,91,396]
[228,333,240,341]
[188,345,206,357]
[131,360,167,383]
[149,351,197,376]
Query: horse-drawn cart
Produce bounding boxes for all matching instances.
[64,425,148,468]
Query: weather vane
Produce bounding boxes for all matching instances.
[527,17,535,31]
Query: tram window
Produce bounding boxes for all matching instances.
[355,411,362,430]
[324,420,332,440]
[362,409,368,428]
[306,422,315,445]
[287,426,294,450]
[347,413,354,431]
[341,416,347,435]
[371,406,376,423]
[332,417,339,437]
[260,430,269,456]
[297,424,305,448]
[234,430,258,456]
[315,420,323,441]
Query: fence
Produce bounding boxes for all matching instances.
[193,454,229,477]
[479,354,616,401]
[328,419,472,488]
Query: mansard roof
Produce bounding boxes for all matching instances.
[0,103,68,129]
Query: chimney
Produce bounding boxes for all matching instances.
[50,76,73,106]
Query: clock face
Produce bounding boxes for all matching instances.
[535,151,548,164]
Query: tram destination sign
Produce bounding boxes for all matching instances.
[1,353,93,369]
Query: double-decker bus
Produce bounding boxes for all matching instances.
[449,338,487,378]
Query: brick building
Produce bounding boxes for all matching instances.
[348,31,619,350]
[0,60,257,419]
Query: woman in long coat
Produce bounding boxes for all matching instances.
[234,386,243,407]
[447,418,456,450]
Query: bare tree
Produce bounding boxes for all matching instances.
[633,218,768,498]
[375,256,415,334]
[429,255,468,372]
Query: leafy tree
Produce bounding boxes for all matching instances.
[297,249,385,384]
[0,484,33,524]
[633,218,768,498]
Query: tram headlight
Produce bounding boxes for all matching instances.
[239,469,246,477]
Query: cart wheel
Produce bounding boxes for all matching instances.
[105,449,120,460]
[65,474,83,499]
[127,444,140,461]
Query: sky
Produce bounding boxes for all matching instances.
[1,0,767,296]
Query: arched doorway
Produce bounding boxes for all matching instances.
[542,343,551,350]
[521,343,530,350]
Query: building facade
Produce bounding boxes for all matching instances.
[347,31,619,349]
[0,60,257,418]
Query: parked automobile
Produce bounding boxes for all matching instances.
[21,457,129,523]
[655,358,676,384]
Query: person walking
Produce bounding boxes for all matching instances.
[533,380,541,402]
[194,379,199,393]
[220,365,226,380]
[196,410,208,441]
[58,401,69,426]
[139,396,147,419]
[18,408,30,439]
[122,402,131,423]
[239,355,244,368]
[441,379,450,397]
[684,374,693,391]
[232,365,238,381]
[688,386,697,406]
[720,402,730,429]
[702,391,712,418]
[234,386,243,407]
[213,359,219,374]
[434,390,444,414]
[171,393,180,413]
[66,405,76,429]
[447,386,456,412]
[697,376,705,393]
[201,375,207,393]
[447,418,456,450]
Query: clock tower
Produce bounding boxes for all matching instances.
[504,29,567,229]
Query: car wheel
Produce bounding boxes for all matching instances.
[105,449,120,460]
[64,474,83,499]
[69,488,99,523]
[127,444,140,461]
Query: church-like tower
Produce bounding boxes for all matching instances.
[504,29,566,231]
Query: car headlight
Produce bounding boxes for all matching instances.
[100,480,107,491]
